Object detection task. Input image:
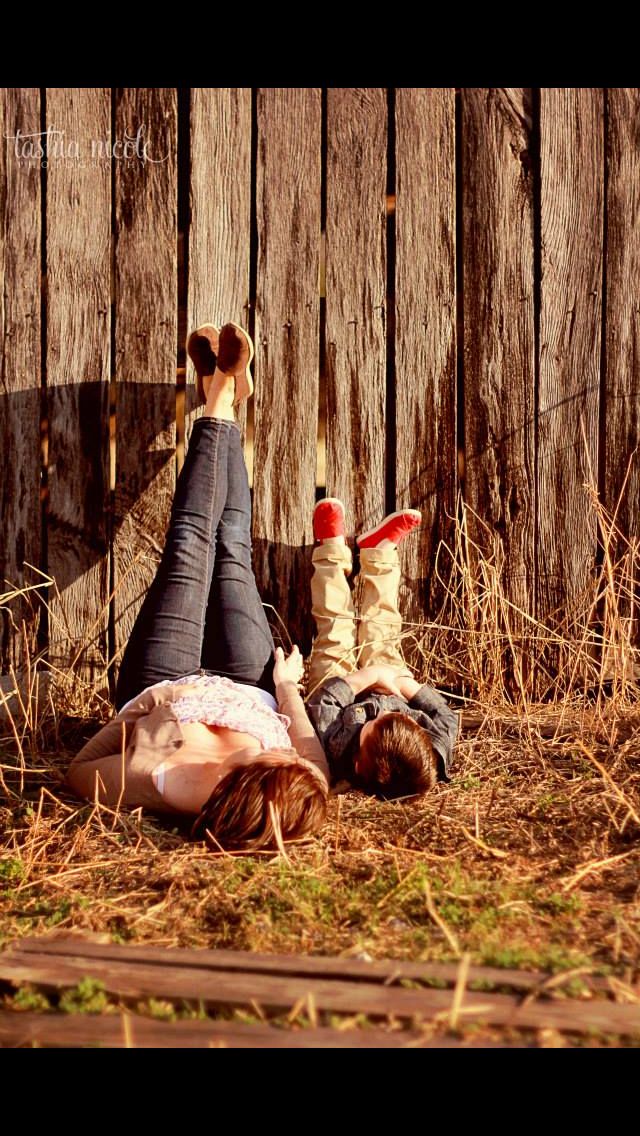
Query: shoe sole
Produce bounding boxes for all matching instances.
[357,509,422,547]
[219,322,255,408]
[187,322,255,408]
[187,324,220,405]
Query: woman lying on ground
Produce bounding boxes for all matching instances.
[66,323,329,851]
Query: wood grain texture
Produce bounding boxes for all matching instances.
[462,89,536,616]
[11,934,615,994]
[0,1011,525,1048]
[253,88,321,650]
[45,88,111,689]
[2,946,638,1036]
[0,88,42,673]
[538,88,604,618]
[112,89,177,679]
[395,88,456,627]
[604,89,640,547]
[187,88,252,437]
[325,89,387,535]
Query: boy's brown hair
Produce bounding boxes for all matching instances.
[190,752,328,852]
[357,713,438,799]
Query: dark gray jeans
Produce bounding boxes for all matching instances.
[114,416,275,712]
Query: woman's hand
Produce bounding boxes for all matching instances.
[273,645,304,688]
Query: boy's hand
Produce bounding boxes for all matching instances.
[367,665,407,698]
[273,645,304,687]
[394,675,422,700]
[345,665,406,698]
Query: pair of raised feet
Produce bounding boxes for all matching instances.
[189,324,421,549]
[314,498,422,550]
[187,322,255,414]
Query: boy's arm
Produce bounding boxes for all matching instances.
[392,676,422,701]
[305,676,355,712]
[346,666,409,698]
[407,682,460,750]
[304,678,358,779]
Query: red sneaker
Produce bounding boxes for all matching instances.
[313,497,346,542]
[357,509,422,549]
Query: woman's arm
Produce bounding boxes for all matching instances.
[273,647,330,782]
[66,749,128,805]
[276,679,330,782]
[65,688,160,805]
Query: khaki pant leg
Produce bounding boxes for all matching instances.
[307,539,358,690]
[356,546,413,676]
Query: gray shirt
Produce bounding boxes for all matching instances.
[306,677,459,786]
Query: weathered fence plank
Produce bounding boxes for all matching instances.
[3,88,640,684]
[187,87,252,434]
[0,1010,533,1048]
[45,88,111,691]
[252,87,322,649]
[604,88,640,546]
[461,88,536,618]
[112,88,178,680]
[11,935,616,995]
[537,88,604,619]
[0,89,42,674]
[325,88,387,536]
[2,945,638,1037]
[395,87,456,629]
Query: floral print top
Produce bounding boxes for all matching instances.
[164,673,293,751]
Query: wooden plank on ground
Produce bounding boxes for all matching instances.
[187,88,252,436]
[603,89,640,554]
[325,88,387,536]
[11,935,617,995]
[0,1010,531,1049]
[252,87,321,650]
[395,87,457,629]
[112,88,178,681]
[462,88,536,620]
[45,87,111,692]
[0,88,42,674]
[537,88,604,619]
[2,947,638,1037]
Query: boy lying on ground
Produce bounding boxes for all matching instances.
[305,500,459,799]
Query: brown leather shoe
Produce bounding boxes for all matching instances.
[217,322,254,407]
[187,324,219,405]
[187,322,254,408]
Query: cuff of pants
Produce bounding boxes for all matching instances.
[311,538,353,571]
[358,545,400,569]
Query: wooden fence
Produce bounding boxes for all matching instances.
[1,88,639,693]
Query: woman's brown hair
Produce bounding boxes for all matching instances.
[190,752,328,852]
[358,713,438,799]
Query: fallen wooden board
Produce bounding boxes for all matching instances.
[1,946,638,1038]
[11,935,616,995]
[0,1011,532,1049]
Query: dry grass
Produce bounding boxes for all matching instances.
[1,486,639,1007]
